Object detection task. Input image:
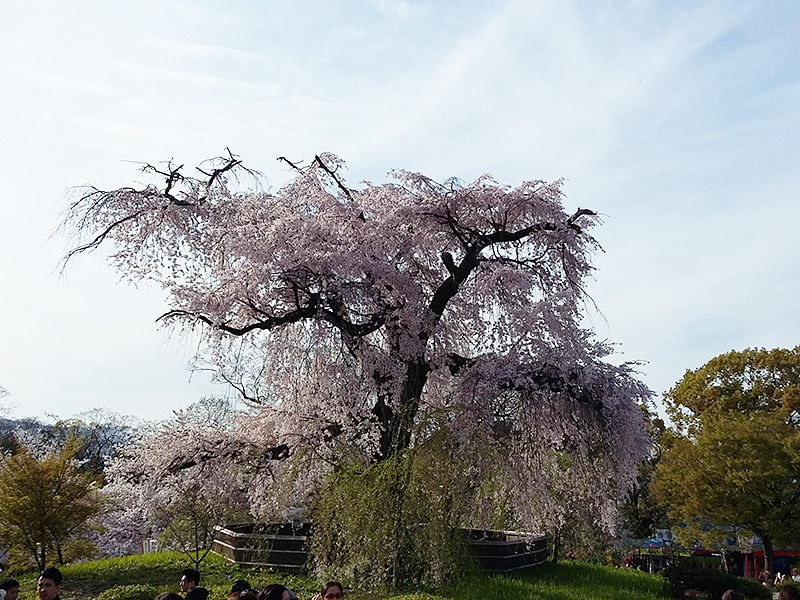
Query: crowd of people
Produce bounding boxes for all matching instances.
[167,567,344,600]
[721,582,800,600]
[0,567,345,600]
[0,567,63,600]
[10,562,800,600]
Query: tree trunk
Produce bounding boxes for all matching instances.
[762,533,775,574]
[551,529,560,564]
[374,358,429,460]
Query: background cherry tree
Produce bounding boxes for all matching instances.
[98,398,250,563]
[63,152,652,550]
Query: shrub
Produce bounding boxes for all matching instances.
[661,561,770,600]
[62,539,101,563]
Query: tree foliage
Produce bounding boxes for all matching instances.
[618,409,669,540]
[310,425,487,589]
[42,409,139,477]
[0,410,138,478]
[654,346,800,571]
[101,399,249,565]
[0,438,105,569]
[62,152,651,578]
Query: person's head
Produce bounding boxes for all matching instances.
[185,588,208,600]
[237,590,258,600]
[37,567,63,600]
[230,581,251,595]
[258,585,289,600]
[721,590,744,600]
[0,579,20,600]
[794,567,800,577]
[179,569,200,593]
[780,585,800,600]
[320,582,344,600]
[157,594,184,600]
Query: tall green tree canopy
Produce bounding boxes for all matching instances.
[0,438,105,569]
[655,346,800,571]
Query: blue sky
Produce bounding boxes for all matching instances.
[1,0,798,421]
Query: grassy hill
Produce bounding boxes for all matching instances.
[7,551,670,600]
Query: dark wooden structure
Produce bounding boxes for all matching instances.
[212,523,546,574]
[462,528,548,573]
[212,522,310,573]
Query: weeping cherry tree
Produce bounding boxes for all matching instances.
[61,152,651,580]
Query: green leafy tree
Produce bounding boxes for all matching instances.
[0,438,104,569]
[654,347,800,572]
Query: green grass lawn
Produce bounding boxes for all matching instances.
[8,552,670,600]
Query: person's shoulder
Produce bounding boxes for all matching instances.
[186,587,209,600]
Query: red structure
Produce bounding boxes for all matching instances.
[742,549,800,580]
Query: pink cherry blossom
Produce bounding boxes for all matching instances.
[63,152,652,539]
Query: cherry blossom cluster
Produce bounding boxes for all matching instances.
[64,152,653,541]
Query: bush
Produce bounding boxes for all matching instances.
[96,584,161,600]
[661,561,770,600]
[62,539,101,563]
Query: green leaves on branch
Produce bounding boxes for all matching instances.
[655,346,800,570]
[0,438,105,570]
[666,346,800,433]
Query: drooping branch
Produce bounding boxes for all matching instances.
[161,289,390,341]
[165,440,290,475]
[313,154,355,202]
[59,205,148,270]
[277,155,305,174]
[319,306,388,337]
[60,152,255,269]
